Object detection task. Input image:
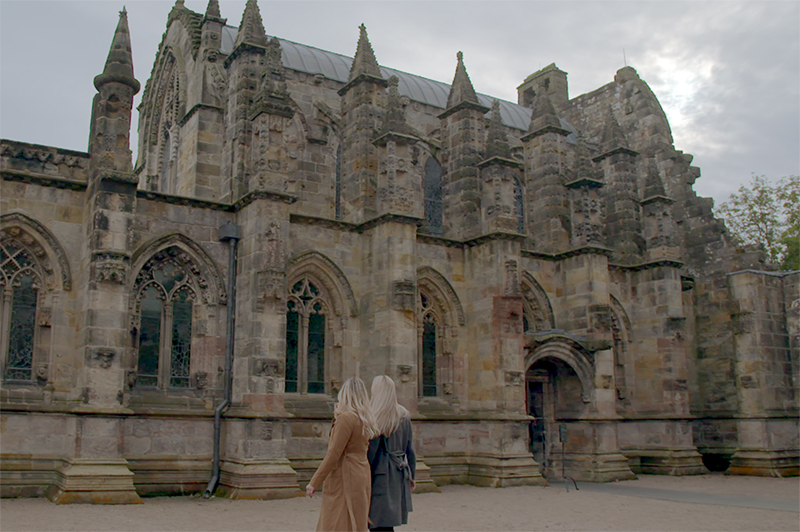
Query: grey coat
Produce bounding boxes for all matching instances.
[367,416,416,528]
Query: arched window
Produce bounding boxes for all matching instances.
[514,176,525,234]
[285,278,328,394]
[132,251,198,389]
[418,291,442,397]
[0,238,43,382]
[335,144,342,220]
[423,158,443,236]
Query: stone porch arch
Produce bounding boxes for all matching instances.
[521,271,555,331]
[525,338,594,403]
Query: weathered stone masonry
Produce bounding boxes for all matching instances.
[1,0,797,503]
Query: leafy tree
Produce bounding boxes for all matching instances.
[715,175,800,270]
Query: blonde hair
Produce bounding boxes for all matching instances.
[335,377,378,439]
[370,375,409,436]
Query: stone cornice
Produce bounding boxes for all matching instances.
[2,170,87,191]
[522,245,613,261]
[179,103,224,126]
[608,259,685,272]
[137,190,232,211]
[437,99,490,120]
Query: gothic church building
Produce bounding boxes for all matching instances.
[1,0,797,503]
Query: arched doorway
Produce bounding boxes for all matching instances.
[525,341,593,478]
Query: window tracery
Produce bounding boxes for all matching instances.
[285,278,328,394]
[423,157,443,235]
[0,237,44,382]
[131,248,200,389]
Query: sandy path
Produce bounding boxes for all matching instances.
[1,474,798,532]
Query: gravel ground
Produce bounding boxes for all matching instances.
[1,474,798,532]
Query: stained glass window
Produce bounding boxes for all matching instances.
[170,293,192,388]
[514,177,525,234]
[285,305,299,393]
[5,274,37,381]
[1,237,43,383]
[423,158,443,236]
[422,318,437,397]
[285,279,327,394]
[137,287,162,387]
[132,248,197,390]
[335,145,342,220]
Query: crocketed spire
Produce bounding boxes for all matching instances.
[527,90,562,134]
[378,76,417,138]
[205,0,221,19]
[485,100,511,159]
[600,106,630,153]
[573,136,599,182]
[94,7,140,94]
[349,24,382,81]
[445,51,481,109]
[235,0,267,48]
[643,157,668,198]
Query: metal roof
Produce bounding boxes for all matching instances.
[220,26,577,138]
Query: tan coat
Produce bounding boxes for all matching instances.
[309,412,371,532]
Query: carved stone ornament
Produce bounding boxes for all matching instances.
[393,280,416,311]
[91,251,130,284]
[504,260,520,296]
[256,270,285,309]
[37,306,52,327]
[504,370,523,386]
[35,364,48,382]
[251,358,281,377]
[126,369,138,388]
[90,348,115,369]
[193,372,209,389]
[443,383,454,395]
[397,364,412,383]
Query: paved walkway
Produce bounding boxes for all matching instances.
[1,474,798,531]
[577,481,799,512]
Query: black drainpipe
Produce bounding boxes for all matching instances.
[204,221,241,498]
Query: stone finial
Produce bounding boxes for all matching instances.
[235,0,268,48]
[93,7,140,94]
[485,100,511,159]
[527,89,562,133]
[643,157,667,198]
[600,106,630,153]
[378,76,417,137]
[205,0,221,19]
[349,23,383,82]
[445,50,481,110]
[573,136,598,181]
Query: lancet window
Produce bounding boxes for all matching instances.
[423,158,443,236]
[514,177,525,234]
[285,278,328,394]
[418,290,444,397]
[132,249,199,389]
[0,238,43,382]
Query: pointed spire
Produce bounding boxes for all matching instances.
[485,100,511,159]
[643,157,668,199]
[235,0,267,48]
[446,51,482,109]
[349,24,383,82]
[528,90,563,133]
[377,76,417,138]
[205,0,221,19]
[94,7,140,94]
[574,136,598,180]
[600,106,630,152]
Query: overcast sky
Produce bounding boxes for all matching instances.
[1,0,798,208]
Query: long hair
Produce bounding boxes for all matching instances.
[370,375,409,437]
[335,377,378,439]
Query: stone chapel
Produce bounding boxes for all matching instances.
[1,0,797,503]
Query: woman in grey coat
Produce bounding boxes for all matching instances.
[367,376,416,532]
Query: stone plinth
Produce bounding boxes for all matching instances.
[46,458,142,504]
[217,458,301,499]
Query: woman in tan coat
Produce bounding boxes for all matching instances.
[306,377,377,532]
